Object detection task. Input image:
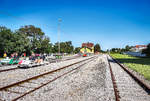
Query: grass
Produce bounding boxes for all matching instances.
[110,53,150,80]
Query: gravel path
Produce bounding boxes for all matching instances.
[108,55,150,101]
[15,55,109,101]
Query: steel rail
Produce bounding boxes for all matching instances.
[107,56,120,101]
[109,55,150,94]
[0,56,95,91]
[0,67,19,73]
[12,57,96,101]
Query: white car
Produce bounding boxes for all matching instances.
[18,58,33,68]
[18,57,49,68]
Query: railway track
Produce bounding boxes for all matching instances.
[0,56,96,101]
[0,56,81,73]
[0,67,19,73]
[107,56,120,101]
[107,55,150,101]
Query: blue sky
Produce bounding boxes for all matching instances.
[0,0,150,50]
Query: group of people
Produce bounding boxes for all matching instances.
[10,53,19,60]
[3,52,25,59]
[29,52,46,63]
[2,52,46,63]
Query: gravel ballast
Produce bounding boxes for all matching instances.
[0,56,93,88]
[1,54,149,101]
[17,55,109,101]
[0,56,97,101]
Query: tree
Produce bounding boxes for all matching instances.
[18,25,52,54]
[0,25,53,57]
[40,37,52,54]
[125,45,130,51]
[74,47,80,53]
[12,32,31,55]
[52,42,58,53]
[52,41,74,53]
[18,25,44,51]
[0,26,14,56]
[142,44,150,56]
[94,43,101,52]
[18,25,44,38]
[65,41,74,53]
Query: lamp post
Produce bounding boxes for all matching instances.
[58,18,61,55]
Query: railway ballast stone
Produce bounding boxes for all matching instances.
[19,55,114,101]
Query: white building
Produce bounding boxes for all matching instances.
[130,45,147,52]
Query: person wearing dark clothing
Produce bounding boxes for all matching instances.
[14,53,19,60]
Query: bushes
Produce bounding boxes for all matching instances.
[142,44,150,57]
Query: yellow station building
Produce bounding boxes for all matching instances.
[80,43,94,54]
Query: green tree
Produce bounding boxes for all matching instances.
[12,32,31,55]
[0,26,15,56]
[94,43,101,52]
[18,25,52,54]
[52,41,74,53]
[74,47,80,53]
[40,37,52,54]
[65,41,74,53]
[18,25,44,38]
[125,45,130,51]
[142,44,150,57]
[52,42,58,53]
[0,25,52,56]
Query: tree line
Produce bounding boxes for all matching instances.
[0,25,53,57]
[0,25,102,57]
[109,45,133,53]
[109,44,150,57]
[0,25,73,57]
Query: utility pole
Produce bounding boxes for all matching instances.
[58,18,61,54]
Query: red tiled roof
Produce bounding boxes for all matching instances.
[135,45,147,48]
[82,43,94,48]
